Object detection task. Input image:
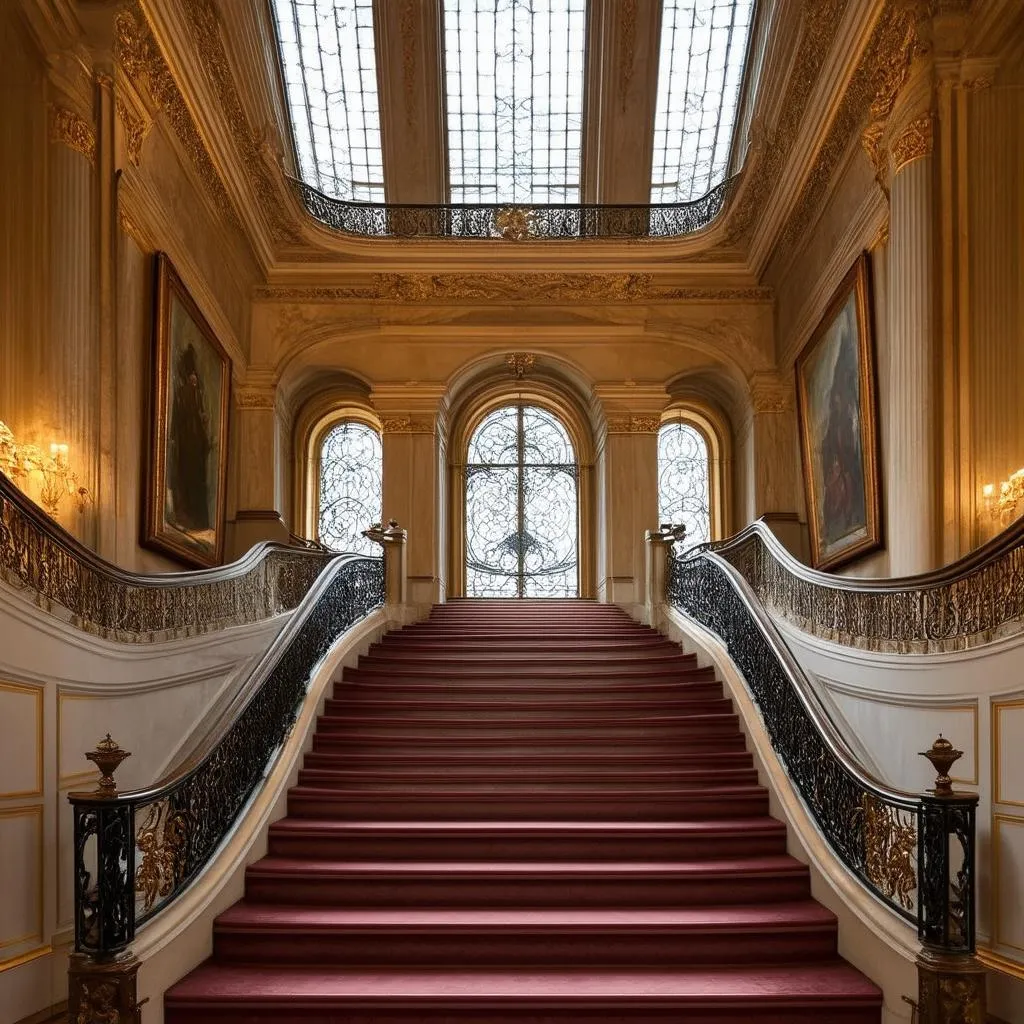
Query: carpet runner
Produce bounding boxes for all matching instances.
[165,599,882,1022]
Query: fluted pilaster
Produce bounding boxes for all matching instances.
[886,123,937,575]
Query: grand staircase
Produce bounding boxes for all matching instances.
[165,599,882,1022]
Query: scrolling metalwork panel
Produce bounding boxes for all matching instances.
[667,550,977,952]
[0,473,331,641]
[71,555,385,955]
[465,405,578,598]
[712,527,1024,653]
[318,421,383,555]
[292,176,733,239]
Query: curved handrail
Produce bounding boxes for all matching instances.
[69,551,385,955]
[291,175,737,240]
[0,471,333,641]
[707,517,1024,652]
[667,548,977,955]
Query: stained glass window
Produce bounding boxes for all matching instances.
[272,0,385,201]
[658,421,711,550]
[318,421,383,553]
[651,0,754,203]
[443,0,587,204]
[465,405,578,597]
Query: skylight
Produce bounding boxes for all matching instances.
[651,0,754,204]
[272,0,385,202]
[443,0,587,205]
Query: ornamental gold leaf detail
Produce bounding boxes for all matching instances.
[115,98,150,167]
[890,113,934,174]
[506,353,535,378]
[49,105,96,165]
[606,416,661,434]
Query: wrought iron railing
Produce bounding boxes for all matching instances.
[668,550,977,955]
[0,472,332,641]
[69,553,385,956]
[707,518,1024,653]
[291,176,735,240]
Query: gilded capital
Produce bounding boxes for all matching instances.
[890,113,934,175]
[48,105,96,165]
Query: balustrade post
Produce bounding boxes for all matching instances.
[644,525,685,626]
[68,735,147,1023]
[915,736,986,1023]
[363,519,408,609]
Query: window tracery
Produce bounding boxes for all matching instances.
[317,420,383,553]
[658,418,713,550]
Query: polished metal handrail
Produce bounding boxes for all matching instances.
[291,175,736,240]
[69,552,385,956]
[667,549,978,956]
[706,518,1024,652]
[0,472,332,641]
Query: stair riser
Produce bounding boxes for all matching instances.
[302,752,754,770]
[294,772,762,791]
[313,721,741,739]
[244,874,810,908]
[286,793,770,821]
[321,701,734,719]
[266,834,788,862]
[213,928,837,966]
[310,737,749,755]
[343,667,715,681]
[333,683,725,698]
[166,1006,880,1023]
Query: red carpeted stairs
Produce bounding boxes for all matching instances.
[166,599,882,1022]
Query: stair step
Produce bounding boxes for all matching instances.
[213,901,839,965]
[165,963,881,1023]
[322,698,734,720]
[267,817,788,861]
[244,854,810,907]
[333,680,723,697]
[302,749,753,770]
[310,734,749,755]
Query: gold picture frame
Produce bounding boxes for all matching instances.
[795,254,883,571]
[143,253,231,568]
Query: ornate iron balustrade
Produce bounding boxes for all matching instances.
[707,519,1024,653]
[0,472,332,641]
[70,552,385,956]
[291,176,735,240]
[667,550,977,955]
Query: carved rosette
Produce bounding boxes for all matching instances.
[891,113,934,175]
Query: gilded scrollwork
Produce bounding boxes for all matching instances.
[76,980,121,1024]
[135,801,189,913]
[49,105,97,165]
[890,113,934,174]
[859,794,918,910]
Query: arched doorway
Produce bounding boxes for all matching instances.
[464,404,579,597]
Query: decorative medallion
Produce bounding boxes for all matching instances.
[506,353,535,378]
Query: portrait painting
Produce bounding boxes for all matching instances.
[795,254,882,571]
[144,253,231,568]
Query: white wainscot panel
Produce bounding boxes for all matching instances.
[0,682,42,798]
[0,806,43,963]
[995,701,1024,807]
[827,688,977,792]
[994,815,1024,953]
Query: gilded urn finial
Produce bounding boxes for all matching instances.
[86,734,131,794]
[919,733,962,797]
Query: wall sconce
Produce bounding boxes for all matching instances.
[982,468,1024,525]
[0,420,91,517]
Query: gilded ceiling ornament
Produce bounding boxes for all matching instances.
[890,113,934,174]
[617,0,639,110]
[49,104,97,165]
[114,4,239,229]
[115,98,150,167]
[506,353,535,378]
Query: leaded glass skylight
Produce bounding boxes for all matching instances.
[443,0,587,204]
[272,0,385,202]
[651,0,754,204]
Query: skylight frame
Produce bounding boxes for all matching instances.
[271,0,386,203]
[442,0,589,206]
[650,0,755,205]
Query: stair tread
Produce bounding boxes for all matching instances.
[167,962,881,1004]
[268,818,787,836]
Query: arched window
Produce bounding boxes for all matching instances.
[317,420,383,554]
[658,419,712,550]
[465,404,579,598]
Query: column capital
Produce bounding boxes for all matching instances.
[748,372,794,415]
[890,112,935,176]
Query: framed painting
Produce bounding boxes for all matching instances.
[795,253,883,571]
[143,253,231,568]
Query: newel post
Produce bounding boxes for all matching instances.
[363,519,408,608]
[915,735,986,1023]
[644,525,685,625]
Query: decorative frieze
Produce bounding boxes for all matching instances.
[380,416,434,434]
[48,104,96,165]
[234,389,276,410]
[749,375,793,415]
[606,415,661,434]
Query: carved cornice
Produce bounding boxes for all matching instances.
[775,2,932,268]
[254,274,773,305]
[606,415,661,434]
[48,104,96,164]
[115,3,239,228]
[890,112,934,173]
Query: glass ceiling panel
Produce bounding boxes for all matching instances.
[651,0,754,204]
[272,0,385,202]
[443,0,587,205]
